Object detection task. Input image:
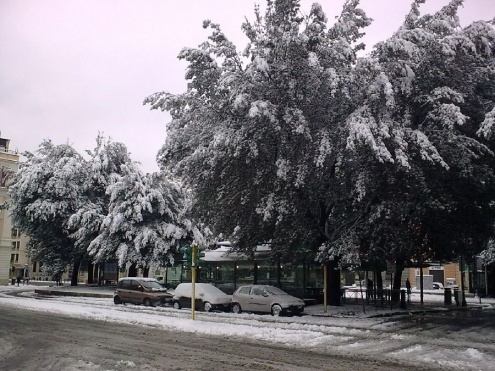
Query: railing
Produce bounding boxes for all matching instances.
[341,288,407,308]
[0,147,18,155]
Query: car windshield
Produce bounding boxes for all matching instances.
[141,280,166,290]
[265,287,288,295]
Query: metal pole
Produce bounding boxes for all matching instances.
[390,273,393,310]
[191,245,197,320]
[486,263,489,297]
[420,266,424,305]
[323,265,327,314]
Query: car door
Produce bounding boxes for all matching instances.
[236,286,253,311]
[195,286,205,310]
[250,287,270,313]
[177,284,192,308]
[246,287,264,312]
[121,279,139,303]
[128,280,143,304]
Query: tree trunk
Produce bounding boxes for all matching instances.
[87,263,94,284]
[375,270,383,289]
[94,264,100,283]
[375,269,383,300]
[326,260,341,306]
[98,263,104,285]
[88,263,94,284]
[128,264,137,277]
[392,261,404,303]
[70,260,80,286]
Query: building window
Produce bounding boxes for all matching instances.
[11,228,19,238]
[10,254,15,262]
[12,241,20,250]
[32,262,37,273]
[0,168,8,188]
[15,254,19,263]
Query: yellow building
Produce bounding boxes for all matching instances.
[405,263,468,290]
[0,137,32,285]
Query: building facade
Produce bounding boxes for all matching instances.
[0,137,31,285]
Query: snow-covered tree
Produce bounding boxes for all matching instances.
[325,0,495,286]
[481,240,495,265]
[68,135,135,282]
[146,0,369,239]
[8,140,87,285]
[145,0,374,304]
[146,0,495,303]
[309,0,495,294]
[88,165,202,270]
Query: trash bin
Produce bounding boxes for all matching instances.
[444,288,452,305]
[11,278,15,286]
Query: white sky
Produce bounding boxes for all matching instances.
[1,0,494,172]
[1,284,495,370]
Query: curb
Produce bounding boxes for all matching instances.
[35,288,113,298]
[309,303,493,319]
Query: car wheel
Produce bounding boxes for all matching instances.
[232,303,242,314]
[203,302,212,312]
[271,304,282,316]
[173,301,181,310]
[143,298,153,307]
[113,296,122,305]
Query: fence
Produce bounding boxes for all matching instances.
[341,288,407,309]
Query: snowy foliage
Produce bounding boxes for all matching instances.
[8,140,87,268]
[9,135,196,275]
[88,167,200,267]
[69,135,135,252]
[480,240,495,265]
[145,0,495,269]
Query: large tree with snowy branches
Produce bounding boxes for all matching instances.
[146,0,495,304]
[8,140,88,285]
[87,166,204,271]
[330,0,495,290]
[68,135,136,283]
[9,136,197,284]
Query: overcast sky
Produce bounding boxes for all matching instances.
[1,0,493,173]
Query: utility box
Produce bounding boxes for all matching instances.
[415,275,434,290]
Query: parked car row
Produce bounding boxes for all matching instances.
[113,278,305,316]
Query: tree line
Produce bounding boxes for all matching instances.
[7,136,207,285]
[7,0,495,304]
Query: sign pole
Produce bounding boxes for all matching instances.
[323,265,327,314]
[191,245,196,320]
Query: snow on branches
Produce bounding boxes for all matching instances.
[145,0,495,266]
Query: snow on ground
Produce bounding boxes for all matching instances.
[1,284,495,370]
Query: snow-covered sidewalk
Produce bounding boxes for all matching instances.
[3,283,494,319]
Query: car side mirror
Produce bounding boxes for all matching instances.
[139,286,144,292]
[262,292,268,297]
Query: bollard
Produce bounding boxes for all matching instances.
[453,289,460,306]
[444,288,452,305]
[400,289,406,309]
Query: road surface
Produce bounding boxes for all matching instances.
[1,305,434,371]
